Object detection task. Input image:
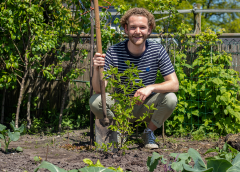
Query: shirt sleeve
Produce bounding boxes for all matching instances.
[158,45,175,77]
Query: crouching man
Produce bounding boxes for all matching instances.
[89,7,178,149]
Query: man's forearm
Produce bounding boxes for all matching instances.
[146,80,179,94]
[147,72,179,94]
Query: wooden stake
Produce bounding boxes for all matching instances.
[162,122,165,144]
[93,0,109,125]
[90,0,95,146]
[45,144,49,161]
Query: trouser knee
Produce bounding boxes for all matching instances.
[162,92,178,110]
[89,93,115,119]
[151,92,177,128]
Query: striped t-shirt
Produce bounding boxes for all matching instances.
[104,39,175,96]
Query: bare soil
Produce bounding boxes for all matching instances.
[0,129,233,172]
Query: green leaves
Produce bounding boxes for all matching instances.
[170,153,192,172]
[182,164,213,172]
[0,124,6,132]
[207,159,232,172]
[188,148,207,170]
[160,28,240,135]
[16,146,23,152]
[8,129,20,142]
[104,61,153,149]
[147,152,163,172]
[79,167,116,172]
[34,161,68,172]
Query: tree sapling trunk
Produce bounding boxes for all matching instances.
[58,82,68,133]
[15,70,28,128]
[26,70,34,129]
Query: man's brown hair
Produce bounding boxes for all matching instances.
[120,8,156,32]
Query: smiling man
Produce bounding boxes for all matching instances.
[89,8,179,149]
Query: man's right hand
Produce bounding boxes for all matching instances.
[93,53,106,69]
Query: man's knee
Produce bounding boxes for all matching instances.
[89,93,115,119]
[164,92,178,110]
[89,94,102,118]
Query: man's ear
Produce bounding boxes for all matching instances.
[148,26,152,35]
[124,24,128,34]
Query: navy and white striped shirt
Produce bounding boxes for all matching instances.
[104,39,175,96]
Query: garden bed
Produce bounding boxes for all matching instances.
[0,129,229,172]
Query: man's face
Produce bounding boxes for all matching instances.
[125,15,152,46]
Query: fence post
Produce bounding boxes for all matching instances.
[194,3,201,34]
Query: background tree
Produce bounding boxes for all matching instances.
[99,0,240,33]
[0,0,71,128]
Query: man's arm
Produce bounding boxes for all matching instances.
[92,53,108,94]
[134,72,179,105]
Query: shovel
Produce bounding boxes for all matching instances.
[93,0,118,152]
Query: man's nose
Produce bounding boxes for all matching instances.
[135,27,140,33]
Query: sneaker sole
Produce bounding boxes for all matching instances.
[145,144,159,149]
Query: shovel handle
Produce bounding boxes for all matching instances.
[93,0,109,125]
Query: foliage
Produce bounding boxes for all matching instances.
[146,146,240,172]
[34,159,125,172]
[0,120,25,153]
[34,156,42,163]
[103,61,157,150]
[159,25,240,136]
[182,148,240,172]
[83,158,124,171]
[0,0,71,86]
[63,84,91,129]
[94,142,118,153]
[99,8,125,53]
[204,142,240,162]
[34,144,240,172]
[25,82,90,134]
[147,152,167,172]
[99,0,240,33]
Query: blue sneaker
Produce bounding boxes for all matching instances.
[142,128,159,149]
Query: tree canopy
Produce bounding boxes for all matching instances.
[98,0,240,33]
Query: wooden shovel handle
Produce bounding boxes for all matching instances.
[93,0,109,125]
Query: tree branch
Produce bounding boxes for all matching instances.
[16,78,21,85]
[9,35,24,63]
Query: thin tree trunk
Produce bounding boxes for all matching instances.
[15,70,28,128]
[1,88,6,124]
[26,70,34,129]
[58,82,68,133]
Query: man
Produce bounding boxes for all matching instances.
[89,8,179,149]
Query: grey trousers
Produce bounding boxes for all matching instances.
[89,93,177,128]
